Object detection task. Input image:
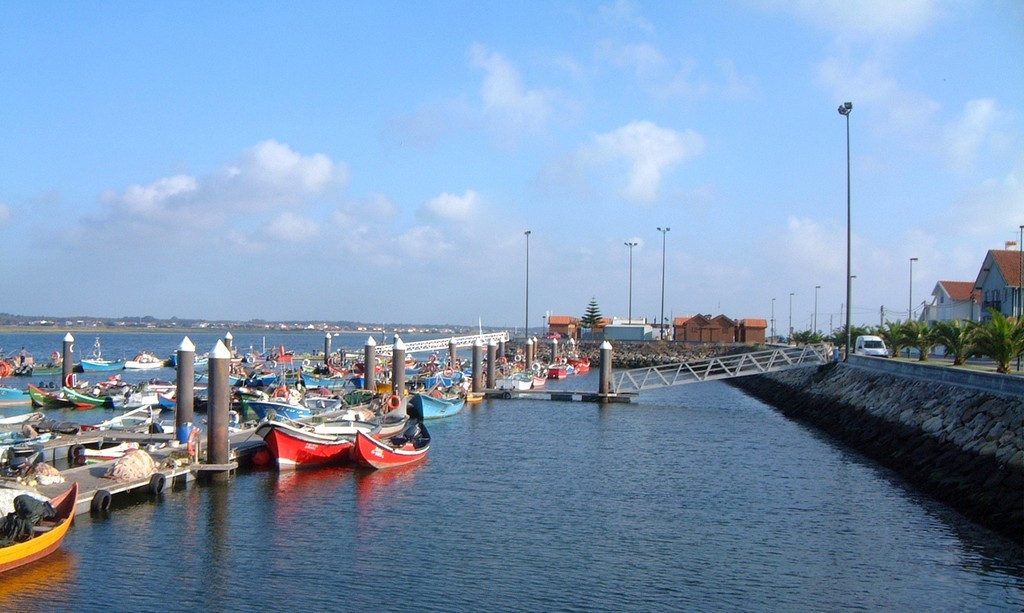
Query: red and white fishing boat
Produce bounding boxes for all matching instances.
[351,422,430,470]
[254,407,393,469]
[547,364,570,380]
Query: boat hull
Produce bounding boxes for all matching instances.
[0,482,78,574]
[352,430,429,469]
[256,421,364,469]
[413,393,465,420]
[243,399,312,421]
[81,359,125,372]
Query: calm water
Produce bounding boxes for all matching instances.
[1,332,1023,610]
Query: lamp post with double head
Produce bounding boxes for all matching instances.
[657,227,670,339]
[839,101,853,359]
[625,241,638,324]
[814,285,821,336]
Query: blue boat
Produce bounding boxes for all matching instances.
[80,337,125,371]
[0,386,31,407]
[411,392,466,420]
[242,398,312,421]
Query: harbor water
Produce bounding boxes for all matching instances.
[1,331,1022,609]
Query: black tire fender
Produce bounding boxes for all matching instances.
[91,489,112,514]
[148,472,167,495]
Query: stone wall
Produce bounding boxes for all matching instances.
[728,363,1023,543]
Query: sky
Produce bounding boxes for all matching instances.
[1,1,1022,333]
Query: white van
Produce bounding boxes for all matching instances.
[854,335,888,357]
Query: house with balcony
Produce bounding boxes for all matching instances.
[973,249,1023,321]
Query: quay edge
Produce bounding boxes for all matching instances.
[727,359,1024,544]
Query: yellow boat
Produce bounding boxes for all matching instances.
[0,482,78,574]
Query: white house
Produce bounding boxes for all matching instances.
[922,280,980,323]
[973,249,1023,321]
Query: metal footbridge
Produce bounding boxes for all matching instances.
[374,331,510,357]
[611,343,832,393]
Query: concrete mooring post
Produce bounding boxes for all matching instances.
[486,340,497,389]
[392,336,406,399]
[175,336,196,445]
[472,340,483,393]
[223,331,233,354]
[499,338,506,361]
[324,332,332,365]
[448,337,458,370]
[526,337,534,370]
[363,337,377,392]
[206,340,232,481]
[598,341,613,398]
[61,333,75,387]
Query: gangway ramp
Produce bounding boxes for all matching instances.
[612,343,832,393]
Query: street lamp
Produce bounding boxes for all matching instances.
[839,101,853,360]
[624,241,638,324]
[909,257,918,321]
[814,285,821,336]
[771,297,776,343]
[657,227,670,340]
[788,292,794,343]
[524,230,531,339]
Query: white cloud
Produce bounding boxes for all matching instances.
[598,0,654,34]
[264,211,321,243]
[397,225,453,259]
[468,44,554,135]
[419,190,479,223]
[947,170,1024,236]
[583,121,705,203]
[242,139,339,193]
[764,0,942,41]
[116,174,198,217]
[943,98,1000,173]
[0,202,10,223]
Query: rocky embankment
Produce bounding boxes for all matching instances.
[729,363,1023,543]
[511,340,739,369]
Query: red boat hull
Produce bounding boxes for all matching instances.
[256,422,355,470]
[352,430,428,469]
[547,366,569,380]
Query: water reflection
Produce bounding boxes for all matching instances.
[0,548,77,606]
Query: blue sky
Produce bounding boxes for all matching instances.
[1,1,1022,333]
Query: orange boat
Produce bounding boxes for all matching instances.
[0,482,78,574]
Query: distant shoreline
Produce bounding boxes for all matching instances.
[0,326,344,334]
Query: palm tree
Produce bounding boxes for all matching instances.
[900,320,936,361]
[879,320,906,358]
[931,319,974,366]
[971,311,1024,374]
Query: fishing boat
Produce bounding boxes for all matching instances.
[495,372,533,391]
[255,412,380,469]
[61,385,120,409]
[0,482,78,574]
[26,384,73,409]
[79,406,164,433]
[0,412,44,431]
[242,396,312,422]
[410,392,465,420]
[0,387,30,408]
[567,356,591,374]
[80,337,125,372]
[124,352,166,370]
[547,364,571,380]
[351,421,430,469]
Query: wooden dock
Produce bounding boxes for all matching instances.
[484,388,635,403]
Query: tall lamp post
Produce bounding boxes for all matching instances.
[839,101,853,360]
[909,257,918,321]
[788,292,794,343]
[625,241,638,324]
[657,227,670,340]
[771,297,776,343]
[1017,225,1022,371]
[814,285,821,336]
[524,230,531,339]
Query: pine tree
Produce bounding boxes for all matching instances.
[581,298,603,330]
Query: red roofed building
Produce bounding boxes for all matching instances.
[923,280,981,323]
[738,318,768,343]
[547,315,580,340]
[974,249,1023,321]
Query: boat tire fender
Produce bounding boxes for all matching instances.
[502,391,511,400]
[148,473,167,496]
[91,489,112,514]
[67,444,85,466]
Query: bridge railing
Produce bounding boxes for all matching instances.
[374,331,510,356]
[612,343,833,393]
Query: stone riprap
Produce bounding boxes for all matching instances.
[728,362,1023,543]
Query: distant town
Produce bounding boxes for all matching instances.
[0,313,492,336]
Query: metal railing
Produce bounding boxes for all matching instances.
[374,331,510,356]
[612,343,832,393]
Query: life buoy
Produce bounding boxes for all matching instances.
[149,473,167,495]
[91,489,112,514]
[266,359,277,369]
[500,357,508,364]
[302,359,310,368]
[51,351,60,362]
[187,428,199,460]
[515,355,524,363]
[443,368,455,378]
[273,386,289,399]
[387,394,401,411]
[64,373,76,387]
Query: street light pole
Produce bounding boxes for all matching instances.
[814,285,821,336]
[625,241,638,324]
[524,230,531,339]
[909,257,918,321]
[771,297,776,343]
[839,101,853,360]
[789,292,794,343]
[657,227,670,340]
